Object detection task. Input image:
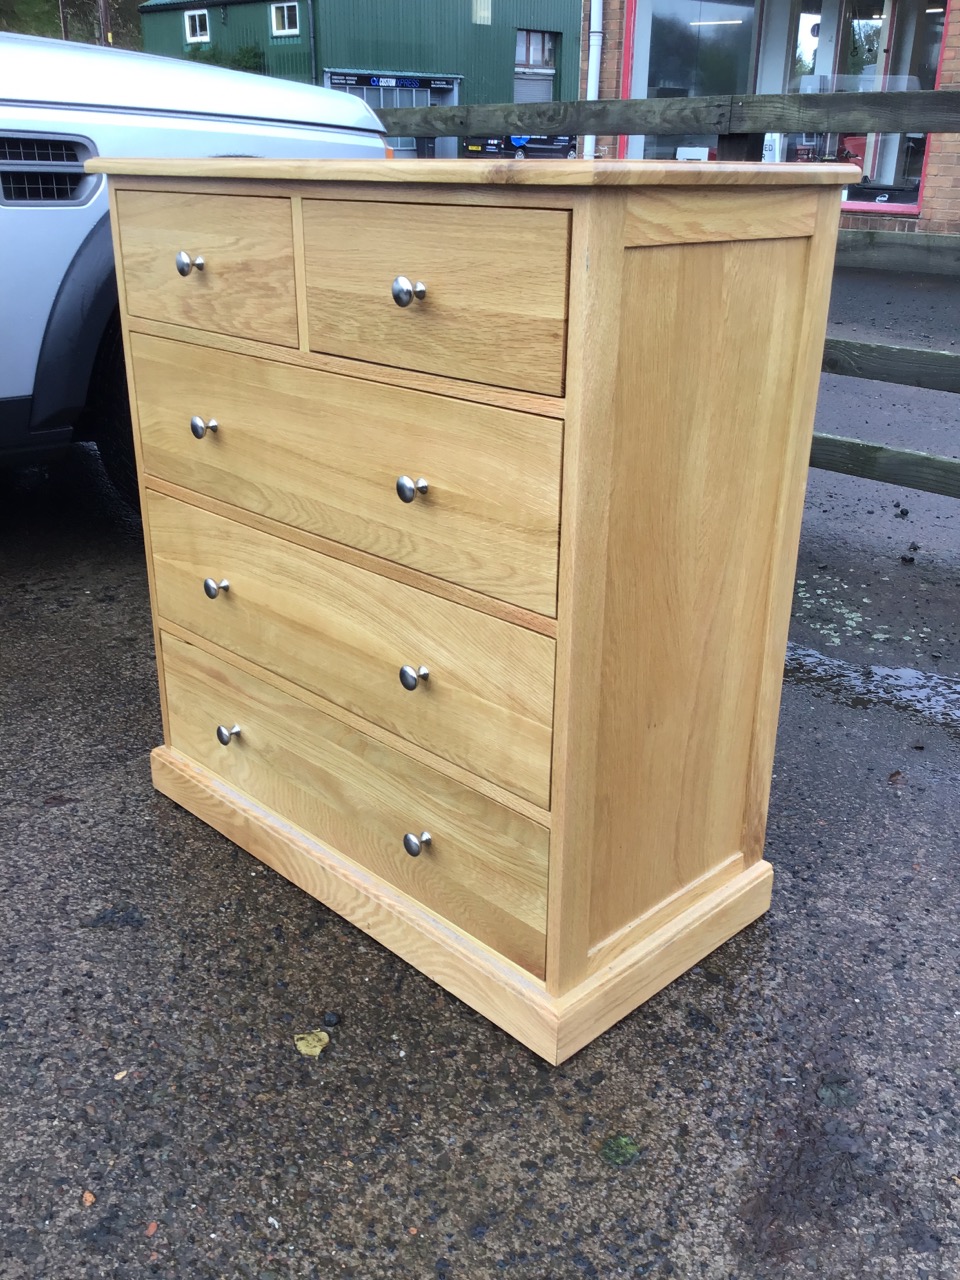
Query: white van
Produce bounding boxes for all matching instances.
[0,33,385,501]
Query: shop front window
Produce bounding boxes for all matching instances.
[783,0,945,209]
[629,0,760,159]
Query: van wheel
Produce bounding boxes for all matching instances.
[513,148,526,160]
[87,313,140,512]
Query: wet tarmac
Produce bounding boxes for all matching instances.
[1,270,959,1279]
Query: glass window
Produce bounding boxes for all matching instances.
[271,2,299,36]
[516,30,557,68]
[184,9,209,42]
[642,0,759,159]
[784,0,946,209]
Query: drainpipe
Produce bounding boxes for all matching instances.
[582,0,603,159]
[307,0,318,85]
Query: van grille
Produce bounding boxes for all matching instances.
[0,134,95,205]
[0,138,81,164]
[2,170,86,201]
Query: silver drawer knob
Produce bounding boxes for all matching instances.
[396,475,428,503]
[399,664,429,691]
[392,276,426,307]
[216,723,240,746]
[203,577,229,599]
[403,831,432,857]
[176,250,205,277]
[190,416,219,439]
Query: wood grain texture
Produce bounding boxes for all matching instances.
[132,333,562,615]
[158,618,551,825]
[742,191,844,866]
[161,634,550,976]
[586,852,745,974]
[105,184,173,744]
[624,187,817,247]
[545,192,627,996]
[151,746,768,1064]
[147,490,555,808]
[301,199,569,395]
[146,473,557,638]
[127,316,566,419]
[151,745,563,1059]
[554,862,773,1063]
[584,233,810,946]
[115,189,298,346]
[106,164,846,1059]
[91,157,856,186]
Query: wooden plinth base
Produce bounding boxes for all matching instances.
[152,746,773,1065]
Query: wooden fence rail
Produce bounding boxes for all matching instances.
[377,91,960,500]
[377,89,960,140]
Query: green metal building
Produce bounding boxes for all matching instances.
[138,0,582,157]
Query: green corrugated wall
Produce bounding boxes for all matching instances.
[140,0,581,101]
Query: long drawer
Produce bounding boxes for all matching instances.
[147,491,555,808]
[132,333,562,616]
[301,199,569,395]
[162,633,549,977]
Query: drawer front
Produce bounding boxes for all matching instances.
[133,333,561,615]
[162,633,549,977]
[301,199,569,395]
[147,492,555,808]
[116,190,298,346]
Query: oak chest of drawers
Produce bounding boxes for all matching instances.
[92,157,851,1064]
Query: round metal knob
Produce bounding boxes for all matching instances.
[190,415,219,439]
[391,276,426,307]
[403,831,432,857]
[176,251,205,277]
[203,578,230,599]
[396,475,428,503]
[216,724,241,746]
[399,664,429,691]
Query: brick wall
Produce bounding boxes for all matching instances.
[919,0,960,233]
[578,0,624,157]
[840,213,919,231]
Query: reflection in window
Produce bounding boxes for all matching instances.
[786,0,945,208]
[642,0,758,159]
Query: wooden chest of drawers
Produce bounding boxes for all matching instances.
[93,157,851,1063]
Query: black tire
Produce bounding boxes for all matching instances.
[86,313,140,512]
[513,148,526,160]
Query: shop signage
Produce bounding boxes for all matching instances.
[329,73,456,92]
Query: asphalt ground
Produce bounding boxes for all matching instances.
[1,268,959,1280]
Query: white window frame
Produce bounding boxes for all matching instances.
[184,8,209,42]
[271,2,299,36]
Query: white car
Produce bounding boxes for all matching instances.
[0,33,385,502]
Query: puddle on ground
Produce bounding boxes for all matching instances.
[785,642,960,730]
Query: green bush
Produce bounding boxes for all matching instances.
[187,42,265,74]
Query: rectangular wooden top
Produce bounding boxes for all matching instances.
[86,157,857,188]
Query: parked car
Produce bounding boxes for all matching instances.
[0,33,386,504]
[464,134,577,160]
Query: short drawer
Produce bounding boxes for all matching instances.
[115,190,298,346]
[301,199,569,395]
[162,633,549,977]
[147,492,555,808]
[132,333,561,615]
